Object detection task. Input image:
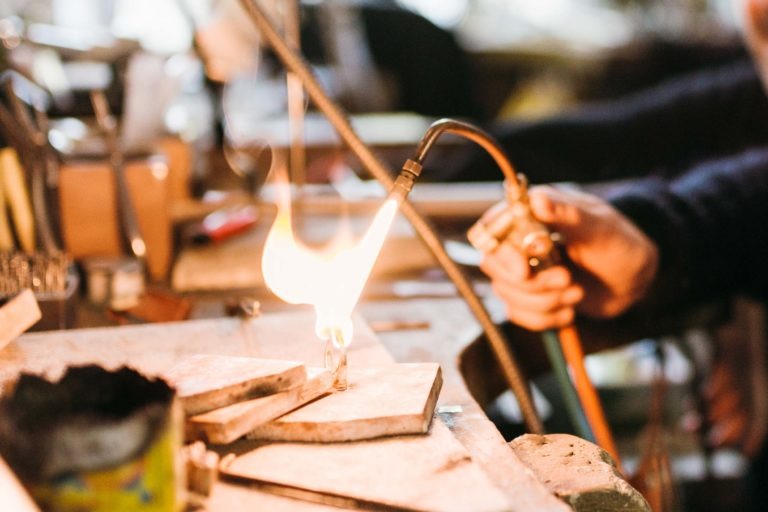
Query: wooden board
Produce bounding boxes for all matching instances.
[187,367,333,445]
[228,419,510,512]
[0,290,40,351]
[247,363,441,442]
[163,355,307,415]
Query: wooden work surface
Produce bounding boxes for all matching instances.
[1,299,567,511]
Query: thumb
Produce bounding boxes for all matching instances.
[529,186,582,229]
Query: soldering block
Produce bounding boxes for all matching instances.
[510,434,650,512]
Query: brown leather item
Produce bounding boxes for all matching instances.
[58,155,172,281]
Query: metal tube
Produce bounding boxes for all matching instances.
[238,0,543,433]
[542,330,594,441]
[559,325,622,467]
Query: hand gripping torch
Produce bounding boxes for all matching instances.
[468,164,622,468]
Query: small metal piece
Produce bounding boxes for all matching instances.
[436,405,463,415]
[368,319,430,332]
[225,297,262,318]
[391,159,423,199]
[326,327,348,391]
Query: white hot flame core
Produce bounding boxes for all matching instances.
[261,173,400,346]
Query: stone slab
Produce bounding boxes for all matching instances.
[229,419,511,511]
[163,354,306,415]
[247,363,441,442]
[187,367,333,444]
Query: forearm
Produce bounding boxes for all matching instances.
[609,147,768,307]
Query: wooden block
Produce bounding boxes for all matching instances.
[187,368,333,445]
[163,355,307,415]
[247,363,441,442]
[0,290,41,351]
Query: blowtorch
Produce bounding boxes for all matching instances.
[393,119,621,467]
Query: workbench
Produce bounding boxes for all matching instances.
[1,297,570,511]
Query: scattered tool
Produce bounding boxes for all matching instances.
[0,251,70,297]
[0,148,35,253]
[0,153,15,251]
[1,74,59,253]
[89,89,147,261]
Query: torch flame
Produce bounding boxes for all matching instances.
[261,169,399,346]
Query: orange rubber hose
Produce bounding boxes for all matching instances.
[559,325,623,472]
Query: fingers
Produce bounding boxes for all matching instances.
[480,243,572,291]
[494,281,582,331]
[480,243,582,331]
[492,278,583,314]
[479,243,529,282]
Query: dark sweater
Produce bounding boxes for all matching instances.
[449,60,768,184]
[460,60,768,307]
[610,147,768,307]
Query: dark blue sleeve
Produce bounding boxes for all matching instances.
[609,147,768,306]
[442,60,768,184]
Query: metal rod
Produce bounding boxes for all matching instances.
[542,330,594,441]
[90,90,147,261]
[284,0,306,190]
[238,0,543,433]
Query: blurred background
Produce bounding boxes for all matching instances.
[0,2,759,511]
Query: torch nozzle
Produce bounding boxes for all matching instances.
[390,159,423,202]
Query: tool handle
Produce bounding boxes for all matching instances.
[90,90,147,261]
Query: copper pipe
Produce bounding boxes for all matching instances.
[238,0,543,434]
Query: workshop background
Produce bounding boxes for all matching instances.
[0,1,762,511]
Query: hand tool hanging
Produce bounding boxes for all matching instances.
[89,89,147,262]
[0,72,60,253]
[238,0,543,434]
[465,141,622,468]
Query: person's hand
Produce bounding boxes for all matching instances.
[479,186,659,331]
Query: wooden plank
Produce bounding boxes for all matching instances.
[163,354,307,415]
[247,363,441,443]
[187,368,333,444]
[228,419,511,511]
[0,290,41,351]
[4,309,566,511]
